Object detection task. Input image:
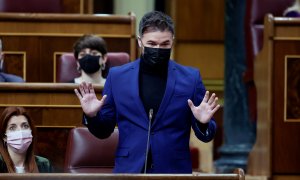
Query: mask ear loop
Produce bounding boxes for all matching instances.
[101,63,105,70]
[77,65,81,73]
[98,55,106,70]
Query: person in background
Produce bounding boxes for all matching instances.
[0,39,24,82]
[75,11,220,173]
[0,107,52,173]
[71,34,107,85]
[284,0,300,17]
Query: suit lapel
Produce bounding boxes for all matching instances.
[130,60,149,125]
[152,61,176,127]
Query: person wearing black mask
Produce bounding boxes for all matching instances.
[75,11,220,173]
[72,34,107,85]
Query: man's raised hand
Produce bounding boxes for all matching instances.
[74,82,107,117]
[188,91,220,124]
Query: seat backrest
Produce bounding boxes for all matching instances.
[244,0,294,67]
[55,52,130,82]
[64,127,119,173]
[0,0,63,13]
[243,0,294,122]
[55,53,80,83]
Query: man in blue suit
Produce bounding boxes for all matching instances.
[75,11,220,173]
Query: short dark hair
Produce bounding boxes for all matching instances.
[139,11,174,36]
[73,34,107,59]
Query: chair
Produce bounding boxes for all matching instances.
[190,146,200,171]
[0,0,63,13]
[243,0,294,122]
[55,52,130,82]
[64,127,119,173]
[244,0,294,72]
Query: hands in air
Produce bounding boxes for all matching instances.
[74,82,106,118]
[188,91,220,124]
[75,82,220,122]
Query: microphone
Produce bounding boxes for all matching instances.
[144,108,153,174]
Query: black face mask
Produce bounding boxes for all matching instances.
[78,55,101,74]
[142,47,171,68]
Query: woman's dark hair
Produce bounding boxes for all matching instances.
[0,106,39,173]
[73,34,107,59]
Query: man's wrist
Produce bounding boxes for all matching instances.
[196,121,209,135]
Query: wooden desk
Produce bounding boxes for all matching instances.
[0,83,103,172]
[247,14,300,179]
[0,168,245,180]
[0,13,136,82]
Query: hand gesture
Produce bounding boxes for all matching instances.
[188,91,220,124]
[74,82,107,118]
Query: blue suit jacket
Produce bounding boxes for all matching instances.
[0,72,24,82]
[85,59,216,173]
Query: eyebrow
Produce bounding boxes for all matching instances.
[147,40,171,44]
[8,121,29,126]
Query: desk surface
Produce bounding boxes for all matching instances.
[0,171,245,180]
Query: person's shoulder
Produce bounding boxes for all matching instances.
[0,154,8,172]
[170,60,199,75]
[0,72,25,82]
[109,59,139,74]
[35,155,51,165]
[35,155,52,172]
[284,10,300,17]
[0,154,3,163]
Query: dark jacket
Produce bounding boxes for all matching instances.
[0,155,52,173]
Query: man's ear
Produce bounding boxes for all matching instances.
[137,36,142,47]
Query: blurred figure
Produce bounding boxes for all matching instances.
[284,0,300,17]
[72,34,107,85]
[0,39,24,82]
[0,107,52,173]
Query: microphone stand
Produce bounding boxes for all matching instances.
[144,108,153,174]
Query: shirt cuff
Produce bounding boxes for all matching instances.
[83,114,89,125]
[196,121,209,136]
